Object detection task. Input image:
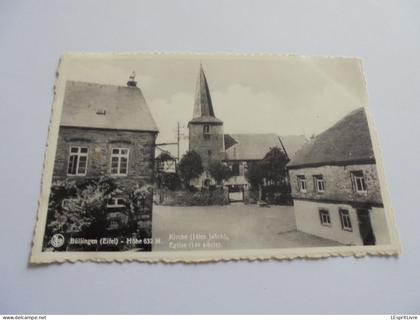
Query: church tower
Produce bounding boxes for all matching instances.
[188,65,225,178]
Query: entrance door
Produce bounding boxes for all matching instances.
[357,209,376,245]
[228,185,244,202]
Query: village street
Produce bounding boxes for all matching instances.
[151,204,340,251]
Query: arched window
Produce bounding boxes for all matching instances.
[203,124,210,135]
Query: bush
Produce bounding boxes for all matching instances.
[159,189,229,206]
[208,161,233,185]
[43,177,154,251]
[178,151,204,187]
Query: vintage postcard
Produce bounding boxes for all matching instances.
[30,53,400,263]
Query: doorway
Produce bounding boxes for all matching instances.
[228,185,244,202]
[357,209,376,245]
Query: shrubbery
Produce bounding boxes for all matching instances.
[159,189,229,206]
[44,177,153,251]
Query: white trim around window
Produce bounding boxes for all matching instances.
[107,198,126,208]
[67,146,88,176]
[351,171,367,193]
[339,208,353,232]
[319,209,331,227]
[110,148,129,176]
[297,175,307,193]
[314,175,325,193]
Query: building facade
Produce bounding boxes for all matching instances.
[50,78,158,234]
[288,108,390,246]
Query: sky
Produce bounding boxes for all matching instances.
[62,53,368,157]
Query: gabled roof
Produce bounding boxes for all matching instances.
[60,81,159,132]
[224,133,283,161]
[224,134,239,150]
[288,108,375,168]
[189,65,223,125]
[279,135,308,159]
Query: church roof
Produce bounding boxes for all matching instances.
[224,133,282,161]
[224,133,308,161]
[60,80,159,132]
[288,108,375,169]
[189,65,223,125]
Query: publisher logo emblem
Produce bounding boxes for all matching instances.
[50,234,65,248]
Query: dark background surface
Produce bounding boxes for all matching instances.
[0,0,418,314]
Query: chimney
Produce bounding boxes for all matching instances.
[127,70,137,87]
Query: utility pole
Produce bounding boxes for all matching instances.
[177,121,180,161]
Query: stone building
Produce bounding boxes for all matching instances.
[224,133,307,200]
[287,108,390,246]
[188,65,225,176]
[52,77,159,230]
[188,65,307,201]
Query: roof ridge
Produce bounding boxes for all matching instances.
[287,108,373,167]
[66,80,134,89]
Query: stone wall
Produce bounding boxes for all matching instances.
[288,163,383,206]
[188,123,225,168]
[53,126,157,189]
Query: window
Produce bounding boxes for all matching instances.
[339,209,352,231]
[297,175,307,193]
[109,220,119,228]
[351,171,367,193]
[203,124,210,134]
[67,146,88,176]
[208,150,212,157]
[110,148,129,176]
[314,175,325,193]
[107,198,126,208]
[61,199,71,209]
[319,209,331,226]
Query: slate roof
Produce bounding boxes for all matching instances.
[60,80,159,132]
[224,133,308,161]
[224,134,239,150]
[287,108,375,168]
[224,134,276,160]
[189,65,223,125]
[279,135,308,159]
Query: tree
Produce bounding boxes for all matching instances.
[208,161,233,185]
[261,147,289,185]
[245,147,290,202]
[245,161,264,191]
[178,151,204,187]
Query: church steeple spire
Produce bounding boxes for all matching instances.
[190,64,222,124]
[188,64,225,181]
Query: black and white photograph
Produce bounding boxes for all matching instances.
[30,53,399,262]
[4,0,420,316]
